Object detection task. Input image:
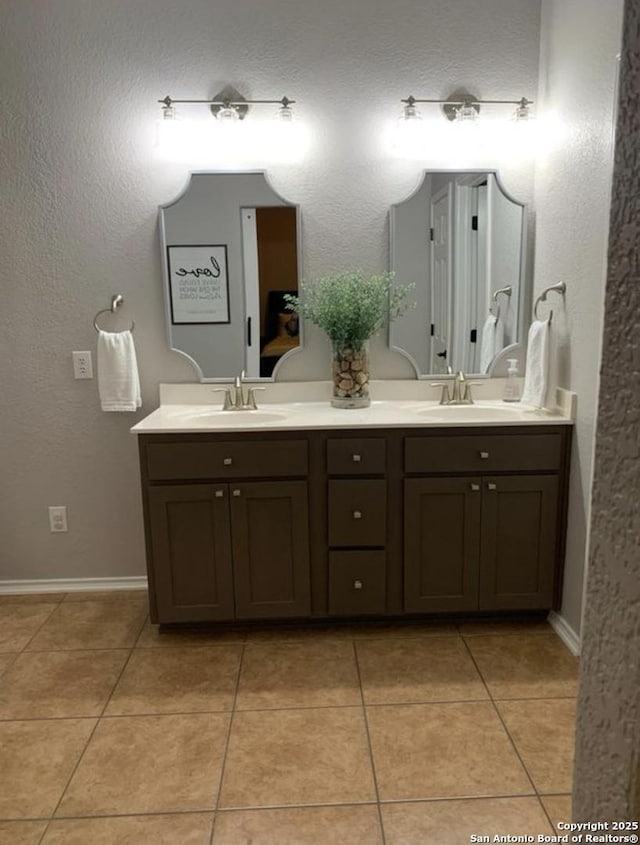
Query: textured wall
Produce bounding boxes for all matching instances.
[533,0,623,636]
[0,0,540,582]
[574,0,640,819]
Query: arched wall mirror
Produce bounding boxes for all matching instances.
[159,171,301,380]
[389,170,529,377]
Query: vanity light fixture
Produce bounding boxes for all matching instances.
[400,92,534,124]
[158,86,296,123]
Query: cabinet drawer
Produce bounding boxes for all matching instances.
[328,480,386,546]
[405,433,562,474]
[329,551,386,616]
[146,440,308,481]
[327,438,386,475]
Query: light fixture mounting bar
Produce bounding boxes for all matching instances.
[159,95,295,106]
[401,95,533,106]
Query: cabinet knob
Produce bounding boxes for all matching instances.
[352,510,362,520]
[352,453,362,462]
[470,483,480,491]
[479,451,490,459]
[487,482,497,491]
[223,457,233,466]
[232,489,241,497]
[215,490,224,498]
[353,579,363,590]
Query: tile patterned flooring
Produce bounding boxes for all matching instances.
[0,591,578,844]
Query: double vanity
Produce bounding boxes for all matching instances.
[132,383,574,626]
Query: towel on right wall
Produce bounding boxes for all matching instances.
[520,319,550,408]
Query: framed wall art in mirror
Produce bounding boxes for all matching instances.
[389,170,529,377]
[159,171,301,380]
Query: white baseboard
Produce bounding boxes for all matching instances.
[547,610,581,656]
[0,576,148,595]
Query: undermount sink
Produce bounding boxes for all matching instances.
[168,408,289,425]
[409,403,528,421]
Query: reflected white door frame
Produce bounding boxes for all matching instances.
[240,208,260,378]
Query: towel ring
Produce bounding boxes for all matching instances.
[93,294,135,333]
[491,285,512,323]
[533,281,566,325]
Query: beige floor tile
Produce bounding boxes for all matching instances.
[382,797,554,844]
[0,650,128,718]
[349,621,459,639]
[63,589,148,602]
[0,593,66,605]
[42,813,214,844]
[106,645,242,715]
[213,805,383,844]
[541,794,572,829]
[236,641,360,710]
[0,718,95,818]
[0,604,57,652]
[459,619,553,637]
[0,821,48,845]
[357,636,488,704]
[367,701,532,801]
[219,707,376,808]
[136,619,246,647]
[0,653,16,677]
[57,712,229,816]
[245,624,352,642]
[465,633,579,698]
[497,699,576,794]
[26,601,147,651]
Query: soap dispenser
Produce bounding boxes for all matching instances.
[503,358,521,402]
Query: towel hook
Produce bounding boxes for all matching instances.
[533,281,566,325]
[491,285,512,323]
[93,294,135,333]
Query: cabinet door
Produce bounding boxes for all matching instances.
[479,475,559,610]
[148,485,235,623]
[230,481,311,619]
[404,478,481,612]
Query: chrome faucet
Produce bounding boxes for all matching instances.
[430,370,482,405]
[213,371,264,410]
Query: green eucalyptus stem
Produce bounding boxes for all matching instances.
[284,269,413,349]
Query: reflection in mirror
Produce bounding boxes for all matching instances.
[390,171,527,377]
[160,172,300,380]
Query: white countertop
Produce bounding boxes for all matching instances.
[131,381,575,434]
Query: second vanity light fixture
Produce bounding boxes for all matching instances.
[399,91,534,125]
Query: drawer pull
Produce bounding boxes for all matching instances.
[215,490,224,498]
[487,482,497,491]
[470,483,480,491]
[223,457,233,466]
[479,451,490,459]
[353,580,363,590]
[232,489,241,497]
[352,510,362,520]
[352,454,362,462]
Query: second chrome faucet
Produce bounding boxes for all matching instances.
[431,370,482,405]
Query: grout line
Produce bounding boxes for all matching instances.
[16,603,61,655]
[460,636,541,798]
[352,640,387,845]
[208,641,246,845]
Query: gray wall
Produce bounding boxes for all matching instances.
[533,0,624,638]
[574,0,640,819]
[0,0,540,584]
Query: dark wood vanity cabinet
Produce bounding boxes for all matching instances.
[137,424,571,624]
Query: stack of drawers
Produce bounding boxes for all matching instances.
[326,438,388,616]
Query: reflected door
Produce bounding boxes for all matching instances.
[430,186,453,373]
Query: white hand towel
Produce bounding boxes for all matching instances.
[480,314,504,373]
[520,319,550,408]
[97,330,142,412]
